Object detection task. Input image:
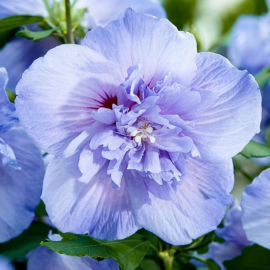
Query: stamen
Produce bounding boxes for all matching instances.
[130,123,155,145]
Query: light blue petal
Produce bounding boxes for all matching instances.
[241,168,270,249]
[0,128,44,243]
[42,157,140,240]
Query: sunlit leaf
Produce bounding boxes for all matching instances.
[0,15,44,32]
[255,65,270,89]
[42,232,150,270]
[16,26,58,41]
[240,140,270,158]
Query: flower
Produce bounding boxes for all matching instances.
[27,233,119,270]
[241,168,270,249]
[0,0,165,91]
[192,201,252,270]
[228,11,270,76]
[0,256,14,270]
[16,9,261,245]
[0,68,44,243]
[228,4,270,162]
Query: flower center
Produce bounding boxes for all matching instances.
[130,123,156,146]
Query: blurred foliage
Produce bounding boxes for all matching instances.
[163,0,197,30]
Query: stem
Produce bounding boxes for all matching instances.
[159,250,175,270]
[65,0,75,43]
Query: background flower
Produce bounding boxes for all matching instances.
[241,168,270,249]
[0,68,44,243]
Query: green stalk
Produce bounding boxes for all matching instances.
[65,0,75,43]
[159,250,175,270]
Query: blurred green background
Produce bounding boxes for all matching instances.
[162,0,268,51]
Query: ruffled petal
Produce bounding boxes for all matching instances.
[83,8,197,88]
[28,246,119,270]
[42,157,140,240]
[188,52,261,162]
[16,44,123,154]
[0,128,44,243]
[241,168,270,249]
[127,158,233,245]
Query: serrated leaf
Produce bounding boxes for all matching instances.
[224,244,270,269]
[16,26,58,41]
[256,65,270,89]
[42,232,150,270]
[0,15,44,32]
[239,140,270,158]
[0,222,55,260]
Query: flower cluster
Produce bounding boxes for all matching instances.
[1,0,270,269]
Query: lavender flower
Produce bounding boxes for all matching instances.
[0,68,44,243]
[192,201,251,270]
[228,12,270,76]
[16,9,261,245]
[241,168,270,249]
[28,233,119,270]
[228,3,270,159]
[0,0,165,91]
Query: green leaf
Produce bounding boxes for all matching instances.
[224,244,270,269]
[16,26,58,41]
[256,65,270,89]
[0,222,55,260]
[42,232,151,270]
[34,200,48,217]
[0,15,44,32]
[136,258,162,270]
[204,259,219,270]
[239,140,270,158]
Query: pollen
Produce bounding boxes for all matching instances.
[130,123,156,145]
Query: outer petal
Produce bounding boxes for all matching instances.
[127,158,234,245]
[241,168,270,249]
[0,128,44,243]
[192,242,242,270]
[78,0,166,28]
[0,35,60,92]
[0,257,14,270]
[216,201,250,247]
[0,68,18,133]
[83,8,197,88]
[188,52,261,162]
[28,246,119,270]
[0,0,46,18]
[42,158,140,240]
[228,14,270,75]
[16,44,123,155]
